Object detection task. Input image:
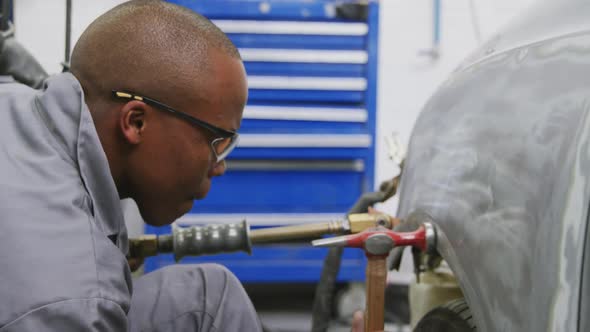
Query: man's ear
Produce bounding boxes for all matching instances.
[118,100,148,145]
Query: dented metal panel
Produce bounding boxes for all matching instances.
[398,2,590,330]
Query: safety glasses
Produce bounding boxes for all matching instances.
[112,90,239,162]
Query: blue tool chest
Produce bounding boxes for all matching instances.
[145,0,379,282]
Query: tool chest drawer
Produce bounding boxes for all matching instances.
[145,0,379,282]
[190,159,366,213]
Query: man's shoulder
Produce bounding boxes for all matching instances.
[0,76,37,96]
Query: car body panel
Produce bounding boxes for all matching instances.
[397,3,590,329]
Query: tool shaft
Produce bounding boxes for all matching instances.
[365,256,387,332]
[250,221,344,244]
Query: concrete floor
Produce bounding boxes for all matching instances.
[246,284,411,332]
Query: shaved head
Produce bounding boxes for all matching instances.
[71,0,240,106]
[71,0,248,226]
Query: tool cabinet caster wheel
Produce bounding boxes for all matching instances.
[414,298,476,332]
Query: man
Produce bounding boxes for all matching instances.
[0,1,261,331]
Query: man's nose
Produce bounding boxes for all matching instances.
[208,160,227,177]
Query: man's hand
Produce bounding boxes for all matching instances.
[351,310,364,332]
[127,256,144,272]
[351,310,389,332]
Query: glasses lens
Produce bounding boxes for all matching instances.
[212,135,239,161]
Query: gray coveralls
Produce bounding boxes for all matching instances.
[0,73,262,332]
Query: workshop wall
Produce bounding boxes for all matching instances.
[14,0,126,74]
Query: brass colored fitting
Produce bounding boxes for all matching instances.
[349,213,393,233]
[128,234,158,259]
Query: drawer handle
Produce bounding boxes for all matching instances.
[237,134,371,148]
[213,20,368,36]
[176,213,345,226]
[248,76,367,91]
[240,49,368,64]
[244,105,367,123]
[226,159,365,172]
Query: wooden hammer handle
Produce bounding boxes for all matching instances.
[365,255,387,332]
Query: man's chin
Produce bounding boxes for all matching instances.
[193,192,208,200]
[142,213,177,227]
[193,188,210,200]
[140,203,193,227]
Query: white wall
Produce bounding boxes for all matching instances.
[14,0,126,74]
[13,0,534,279]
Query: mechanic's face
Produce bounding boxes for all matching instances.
[131,51,247,226]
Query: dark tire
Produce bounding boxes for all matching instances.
[413,298,476,332]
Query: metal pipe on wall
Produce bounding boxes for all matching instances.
[65,0,72,64]
[418,0,441,60]
[1,0,11,31]
[433,0,440,50]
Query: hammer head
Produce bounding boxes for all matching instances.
[364,233,395,256]
[311,224,434,256]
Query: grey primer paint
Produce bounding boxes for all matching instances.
[397,1,590,331]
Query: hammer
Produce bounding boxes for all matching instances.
[312,223,436,332]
